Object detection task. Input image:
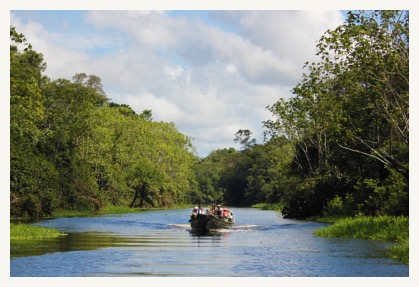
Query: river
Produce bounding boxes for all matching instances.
[10,207,408,277]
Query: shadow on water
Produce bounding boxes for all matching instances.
[186,223,293,236]
[187,223,272,238]
[10,232,150,258]
[188,229,227,237]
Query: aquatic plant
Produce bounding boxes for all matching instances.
[10,223,66,240]
[314,216,408,264]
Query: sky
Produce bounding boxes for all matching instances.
[9,10,346,157]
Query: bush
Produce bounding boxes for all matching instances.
[324,195,345,216]
[354,168,408,216]
[314,216,409,264]
[387,239,409,264]
[323,194,357,217]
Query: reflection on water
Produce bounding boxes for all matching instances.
[11,232,145,258]
[10,208,409,277]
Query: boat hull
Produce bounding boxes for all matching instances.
[189,213,234,232]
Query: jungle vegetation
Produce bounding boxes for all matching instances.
[10,27,198,218]
[11,11,408,221]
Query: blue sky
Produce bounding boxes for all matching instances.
[10,10,348,157]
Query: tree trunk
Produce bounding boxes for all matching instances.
[130,182,148,208]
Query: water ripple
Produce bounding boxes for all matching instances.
[11,208,409,277]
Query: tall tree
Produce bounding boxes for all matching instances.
[40,76,109,210]
[317,10,409,179]
[265,11,408,217]
[234,129,256,150]
[10,27,201,217]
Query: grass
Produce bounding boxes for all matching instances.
[309,216,346,223]
[52,205,149,218]
[10,223,67,240]
[387,239,409,264]
[52,204,193,218]
[314,216,409,264]
[247,203,409,264]
[98,205,145,214]
[52,209,96,218]
[251,202,284,212]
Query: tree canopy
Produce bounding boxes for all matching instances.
[264,10,408,217]
[10,27,198,217]
[10,10,408,219]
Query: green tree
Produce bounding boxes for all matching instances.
[234,129,256,150]
[265,11,408,218]
[244,137,296,206]
[317,10,409,180]
[194,148,239,205]
[40,76,109,211]
[10,27,201,217]
[10,26,60,217]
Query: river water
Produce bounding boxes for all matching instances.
[10,207,408,277]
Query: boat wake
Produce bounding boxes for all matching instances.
[232,224,268,232]
[168,223,190,229]
[168,223,267,234]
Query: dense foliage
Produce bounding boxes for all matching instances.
[194,11,409,219]
[10,10,408,221]
[264,10,409,218]
[10,27,198,218]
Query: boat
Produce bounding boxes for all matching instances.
[189,206,235,232]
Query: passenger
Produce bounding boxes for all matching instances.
[222,208,229,217]
[216,205,222,216]
[199,207,204,214]
[192,206,198,216]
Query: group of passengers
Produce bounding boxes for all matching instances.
[191,203,233,218]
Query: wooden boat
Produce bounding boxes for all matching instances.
[189,213,235,232]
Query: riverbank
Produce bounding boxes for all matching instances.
[12,204,193,221]
[251,204,408,264]
[10,204,193,239]
[251,202,284,212]
[52,205,148,218]
[10,223,67,240]
[59,204,194,216]
[314,216,409,264]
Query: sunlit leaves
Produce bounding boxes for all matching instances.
[10,26,199,216]
[264,11,409,217]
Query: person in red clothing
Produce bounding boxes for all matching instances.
[222,208,229,217]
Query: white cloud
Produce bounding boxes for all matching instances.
[164,65,184,80]
[210,10,345,83]
[125,92,184,123]
[85,11,176,48]
[224,63,237,74]
[10,10,345,157]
